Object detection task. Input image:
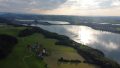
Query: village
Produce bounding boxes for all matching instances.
[27,43,48,60]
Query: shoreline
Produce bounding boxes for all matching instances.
[18,24,120,68]
[79,23,120,34]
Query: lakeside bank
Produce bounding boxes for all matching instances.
[18,25,120,68]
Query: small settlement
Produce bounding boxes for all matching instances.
[27,43,48,60]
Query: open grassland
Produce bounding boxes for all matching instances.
[0,25,99,68]
[0,26,46,68]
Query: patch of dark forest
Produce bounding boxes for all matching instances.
[0,34,18,59]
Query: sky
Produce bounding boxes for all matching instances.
[0,0,120,16]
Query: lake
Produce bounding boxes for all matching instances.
[31,24,120,63]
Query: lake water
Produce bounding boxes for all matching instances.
[31,24,120,63]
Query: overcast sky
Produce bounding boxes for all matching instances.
[0,0,120,16]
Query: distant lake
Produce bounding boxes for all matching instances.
[31,24,120,63]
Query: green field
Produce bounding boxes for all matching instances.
[0,26,99,68]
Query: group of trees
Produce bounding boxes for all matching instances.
[58,57,81,63]
[0,34,18,59]
[18,27,69,41]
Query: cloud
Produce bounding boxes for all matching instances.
[98,0,120,8]
[0,0,120,16]
[0,0,67,13]
[60,0,120,10]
